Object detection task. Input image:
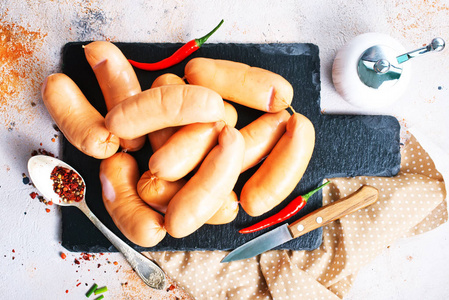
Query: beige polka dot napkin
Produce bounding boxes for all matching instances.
[137,135,446,300]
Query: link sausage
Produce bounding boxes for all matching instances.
[165,125,245,238]
[137,170,186,214]
[84,41,146,152]
[240,110,290,172]
[105,84,226,139]
[206,192,239,225]
[100,152,166,247]
[184,57,293,112]
[147,73,186,152]
[240,113,315,217]
[149,101,237,181]
[41,73,120,159]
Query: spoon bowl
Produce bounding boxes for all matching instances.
[28,155,167,290]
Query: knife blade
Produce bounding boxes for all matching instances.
[222,185,379,263]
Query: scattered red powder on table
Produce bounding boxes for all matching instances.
[0,13,47,128]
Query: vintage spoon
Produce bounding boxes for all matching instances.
[27,155,166,290]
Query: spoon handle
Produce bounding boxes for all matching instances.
[76,201,166,290]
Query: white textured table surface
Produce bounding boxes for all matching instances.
[1,1,448,299]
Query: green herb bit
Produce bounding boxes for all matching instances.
[94,286,108,295]
[86,283,98,297]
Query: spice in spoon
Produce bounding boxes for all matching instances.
[239,181,330,234]
[50,166,85,203]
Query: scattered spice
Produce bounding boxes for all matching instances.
[31,148,55,157]
[45,208,50,213]
[29,192,37,199]
[74,258,80,265]
[76,282,82,287]
[113,261,118,265]
[22,173,30,185]
[38,195,48,205]
[60,252,67,259]
[0,14,47,129]
[50,166,85,203]
[82,253,92,261]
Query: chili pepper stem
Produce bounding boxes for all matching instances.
[302,181,330,202]
[195,19,224,47]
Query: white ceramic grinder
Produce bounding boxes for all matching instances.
[332,33,445,109]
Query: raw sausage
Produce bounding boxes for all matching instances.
[137,172,239,226]
[84,41,146,152]
[100,152,166,247]
[41,73,120,159]
[240,113,315,217]
[149,101,237,181]
[206,192,239,225]
[147,73,186,152]
[105,84,225,139]
[137,170,186,214]
[184,57,293,112]
[240,109,290,172]
[151,73,186,88]
[165,125,245,238]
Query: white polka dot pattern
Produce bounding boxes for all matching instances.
[145,135,446,300]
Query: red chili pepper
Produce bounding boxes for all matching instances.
[239,181,331,234]
[128,19,224,71]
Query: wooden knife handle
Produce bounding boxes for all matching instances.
[288,185,379,239]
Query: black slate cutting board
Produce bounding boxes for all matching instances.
[60,42,401,253]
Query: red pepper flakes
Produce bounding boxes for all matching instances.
[29,192,37,199]
[50,166,85,203]
[65,290,69,293]
[60,252,67,259]
[31,148,55,157]
[74,258,80,265]
[48,201,53,205]
[45,208,50,213]
[82,253,92,261]
[76,282,82,287]
[22,173,30,185]
[12,249,15,253]
[113,261,118,265]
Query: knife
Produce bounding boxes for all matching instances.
[221,185,379,263]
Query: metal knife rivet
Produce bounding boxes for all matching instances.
[316,216,323,224]
[297,224,305,232]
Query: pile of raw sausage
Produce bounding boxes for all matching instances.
[41,41,315,247]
